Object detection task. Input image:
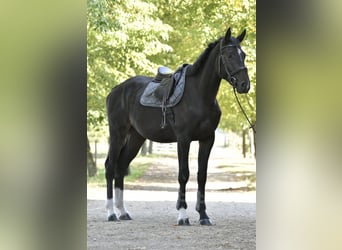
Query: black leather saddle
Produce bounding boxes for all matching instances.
[140,64,189,108]
[153,67,175,103]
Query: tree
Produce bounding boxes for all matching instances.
[87,0,173,134]
[87,0,256,151]
[87,137,97,177]
[215,0,256,132]
[87,0,175,170]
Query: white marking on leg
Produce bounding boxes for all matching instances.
[115,188,128,216]
[177,207,188,221]
[105,199,115,218]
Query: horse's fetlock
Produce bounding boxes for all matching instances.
[196,201,206,212]
[176,199,188,210]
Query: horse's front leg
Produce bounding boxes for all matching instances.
[176,138,191,225]
[197,135,215,225]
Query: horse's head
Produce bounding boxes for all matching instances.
[218,28,250,93]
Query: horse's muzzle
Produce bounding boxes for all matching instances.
[236,81,250,93]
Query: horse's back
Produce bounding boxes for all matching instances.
[108,76,151,97]
[106,76,152,111]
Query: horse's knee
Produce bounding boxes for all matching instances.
[105,170,114,180]
[116,162,130,178]
[105,160,115,179]
[178,169,189,183]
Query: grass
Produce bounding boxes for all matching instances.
[216,164,256,190]
[126,162,149,182]
[87,160,150,187]
[87,154,256,189]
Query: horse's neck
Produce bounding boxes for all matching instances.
[196,46,221,104]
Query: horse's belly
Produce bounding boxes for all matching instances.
[143,125,177,143]
[140,129,177,143]
[131,109,177,142]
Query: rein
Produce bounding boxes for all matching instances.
[233,87,256,134]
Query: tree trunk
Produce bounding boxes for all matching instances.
[87,137,97,177]
[242,129,247,158]
[252,122,256,158]
[148,140,153,154]
[141,141,147,156]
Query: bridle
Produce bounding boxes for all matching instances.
[218,39,256,134]
[218,39,247,88]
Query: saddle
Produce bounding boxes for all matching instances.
[153,66,175,104]
[154,66,173,82]
[140,64,190,128]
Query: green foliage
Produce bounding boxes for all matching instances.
[87,0,173,131]
[147,0,256,133]
[87,161,149,187]
[216,0,256,132]
[87,0,256,135]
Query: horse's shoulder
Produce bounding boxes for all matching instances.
[211,100,222,116]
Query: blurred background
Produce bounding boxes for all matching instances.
[257,0,342,249]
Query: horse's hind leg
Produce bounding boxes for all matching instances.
[105,126,127,221]
[114,128,145,220]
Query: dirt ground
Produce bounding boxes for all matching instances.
[87,145,256,250]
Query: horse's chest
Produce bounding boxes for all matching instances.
[192,106,221,137]
[197,115,218,132]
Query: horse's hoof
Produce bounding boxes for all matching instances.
[199,218,212,226]
[178,218,191,226]
[108,214,119,222]
[119,213,132,220]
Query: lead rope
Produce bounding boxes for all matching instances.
[233,88,256,134]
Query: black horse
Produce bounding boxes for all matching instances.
[105,27,250,225]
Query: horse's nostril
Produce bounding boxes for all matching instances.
[239,81,250,93]
[241,81,246,89]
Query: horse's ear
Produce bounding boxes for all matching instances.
[224,27,232,42]
[237,29,246,42]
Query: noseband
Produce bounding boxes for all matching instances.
[218,39,247,87]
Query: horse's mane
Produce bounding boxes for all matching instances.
[186,37,222,76]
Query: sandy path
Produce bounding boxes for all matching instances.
[88,144,256,249]
[88,189,255,250]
